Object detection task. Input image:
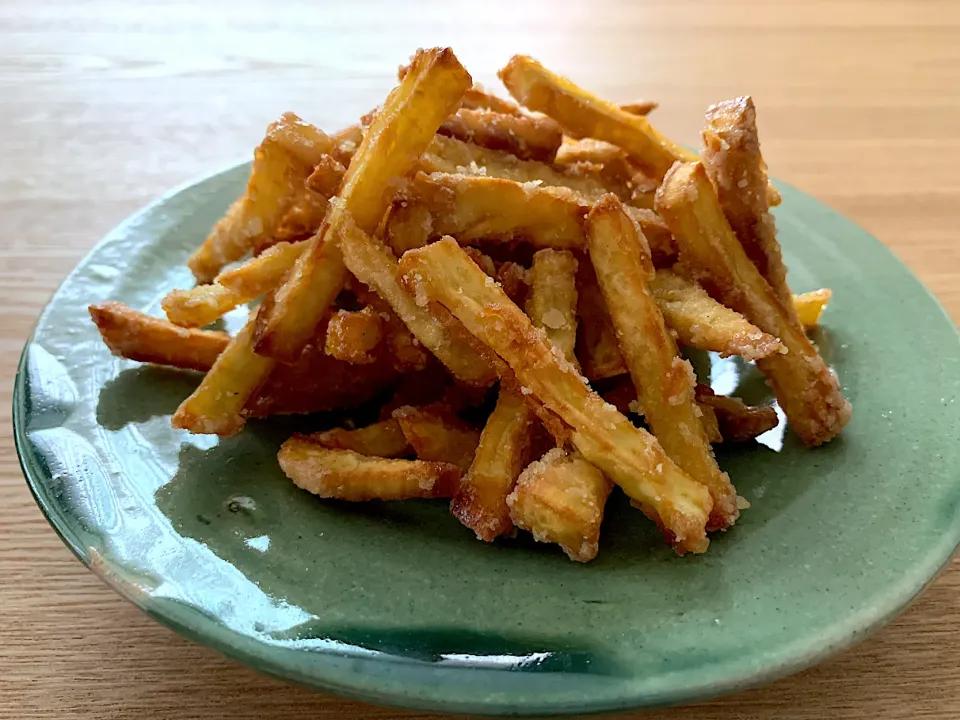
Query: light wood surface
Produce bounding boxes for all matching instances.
[2,1,958,718]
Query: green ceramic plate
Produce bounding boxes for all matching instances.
[13,161,960,716]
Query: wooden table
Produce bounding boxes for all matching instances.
[2,1,958,718]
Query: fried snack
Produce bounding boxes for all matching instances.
[586,195,738,530]
[392,405,481,471]
[279,438,460,501]
[439,108,563,162]
[338,214,498,385]
[163,240,306,328]
[305,155,347,198]
[794,288,833,328]
[507,448,611,562]
[701,97,799,324]
[698,403,723,444]
[89,302,228,371]
[650,269,783,361]
[601,376,723,444]
[308,419,411,458]
[253,47,472,361]
[349,283,432,372]
[324,306,383,364]
[620,101,658,116]
[272,187,330,244]
[330,124,364,166]
[399,237,713,554]
[461,85,523,114]
[496,261,530,306]
[554,138,657,209]
[575,261,627,380]
[526,249,579,361]
[695,385,779,442]
[187,113,332,282]
[656,162,851,446]
[498,55,695,180]
[452,388,535,540]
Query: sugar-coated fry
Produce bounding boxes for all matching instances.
[324,306,383,364]
[575,261,627,380]
[308,419,411,458]
[253,47,472,361]
[620,100,658,116]
[439,108,563,162]
[306,155,347,198]
[554,138,657,209]
[794,288,833,328]
[698,403,723,444]
[272,188,330,244]
[701,97,798,324]
[507,448,612,562]
[695,385,779,442]
[392,405,481,471]
[496,261,531,306]
[331,124,364,166]
[656,162,851,446]
[526,249,579,361]
[452,388,534,540]
[187,113,332,282]
[89,302,228,371]
[338,213,498,385]
[461,85,523,114]
[499,55,695,180]
[279,438,460,501]
[400,237,713,554]
[350,284,432,372]
[163,240,305,328]
[587,195,738,530]
[650,269,783,361]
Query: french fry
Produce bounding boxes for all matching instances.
[253,47,472,361]
[324,306,383,364]
[554,138,657,209]
[89,302,228,371]
[656,162,851,446]
[620,100,658,116]
[587,195,738,530]
[392,405,481,471]
[575,261,627,380]
[601,376,723,444]
[272,188,330,244]
[452,388,535,540]
[338,213,498,385]
[305,155,347,198]
[278,438,460,501]
[499,55,695,180]
[331,124,364,167]
[507,448,611,562]
[526,249,579,361]
[695,385,779,442]
[187,113,332,282]
[650,269,783,361]
[698,403,723,444]
[399,237,713,554]
[794,288,832,328]
[461,85,523,115]
[496,261,531,306]
[163,241,306,328]
[439,108,563,162]
[701,97,799,324]
[309,419,411,458]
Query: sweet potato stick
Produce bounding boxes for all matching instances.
[279,438,460,501]
[460,85,523,115]
[650,269,783,361]
[253,47,472,361]
[499,55,695,180]
[526,249,580,360]
[439,108,563,162]
[399,237,713,554]
[308,419,411,458]
[794,288,832,328]
[586,195,738,530]
[695,385,779,442]
[656,162,851,446]
[701,97,799,324]
[324,307,383,364]
[89,302,228,371]
[575,261,628,381]
[392,406,481,471]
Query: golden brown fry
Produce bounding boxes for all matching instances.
[254,47,472,361]
[695,385,779,442]
[324,306,383,364]
[331,124,364,167]
[89,302,228,372]
[338,214,498,385]
[279,438,460,501]
[452,388,534,541]
[392,405,481,471]
[601,376,722,445]
[439,108,563,163]
[350,284,432,373]
[399,237,713,554]
[587,195,738,530]
[309,419,411,458]
[526,249,579,361]
[163,241,306,328]
[620,101,659,116]
[575,261,627,380]
[507,448,611,562]
[495,261,530,306]
[461,85,523,114]
[462,247,497,276]
[272,188,330,244]
[698,403,723,444]
[499,55,695,180]
[794,288,833,328]
[650,268,783,361]
[701,97,798,324]
[656,162,851,446]
[305,155,347,198]
[554,138,657,209]
[187,113,332,282]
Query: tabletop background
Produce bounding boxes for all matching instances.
[2,0,958,718]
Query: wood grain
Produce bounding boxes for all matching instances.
[1,0,958,718]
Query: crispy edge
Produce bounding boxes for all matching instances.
[439,108,563,162]
[308,419,411,458]
[526,249,580,361]
[392,405,481,471]
[324,306,384,365]
[575,260,627,381]
[695,385,780,442]
[794,288,833,328]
